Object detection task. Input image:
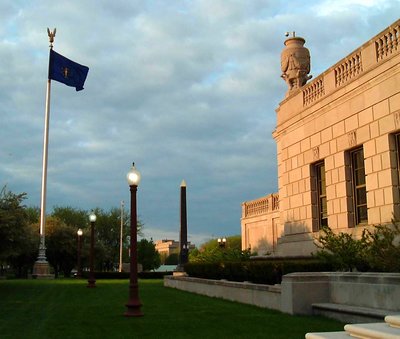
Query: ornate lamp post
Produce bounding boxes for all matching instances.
[119,200,124,273]
[76,228,83,278]
[218,237,227,248]
[87,212,96,288]
[124,163,143,317]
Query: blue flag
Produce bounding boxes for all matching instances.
[49,49,89,91]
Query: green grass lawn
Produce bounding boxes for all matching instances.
[0,279,344,338]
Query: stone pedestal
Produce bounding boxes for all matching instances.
[32,261,54,279]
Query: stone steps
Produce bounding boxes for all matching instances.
[305,314,400,339]
[386,315,400,329]
[312,302,392,324]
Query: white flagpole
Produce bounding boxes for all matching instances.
[33,28,56,277]
[37,77,51,261]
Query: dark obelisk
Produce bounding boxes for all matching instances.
[179,180,188,268]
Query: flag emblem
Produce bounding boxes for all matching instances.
[63,67,69,78]
[49,49,89,91]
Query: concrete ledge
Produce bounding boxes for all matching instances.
[164,275,281,310]
[282,272,400,321]
[165,272,400,324]
[281,272,330,315]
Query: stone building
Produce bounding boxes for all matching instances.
[241,19,400,256]
[155,239,195,263]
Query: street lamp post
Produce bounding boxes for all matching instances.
[87,212,96,288]
[119,200,124,273]
[77,228,83,278]
[218,237,227,248]
[124,162,143,317]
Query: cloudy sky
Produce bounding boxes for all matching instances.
[1,0,399,246]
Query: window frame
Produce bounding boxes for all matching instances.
[311,160,328,231]
[349,147,367,225]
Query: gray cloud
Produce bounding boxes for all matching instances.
[1,0,399,245]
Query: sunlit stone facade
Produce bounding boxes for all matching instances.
[155,239,195,262]
[242,19,400,256]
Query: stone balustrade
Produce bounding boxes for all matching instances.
[303,77,324,106]
[300,19,399,108]
[376,23,400,61]
[242,193,279,218]
[334,52,363,87]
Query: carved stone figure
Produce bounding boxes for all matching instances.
[281,34,312,95]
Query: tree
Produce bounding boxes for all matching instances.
[26,206,40,224]
[198,235,242,252]
[0,187,39,277]
[224,235,241,250]
[0,186,38,277]
[0,186,28,261]
[97,208,123,271]
[189,235,251,263]
[7,219,38,278]
[52,206,88,230]
[137,239,161,271]
[45,216,78,278]
[49,206,144,272]
[91,207,128,271]
[165,253,179,265]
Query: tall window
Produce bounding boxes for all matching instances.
[350,147,367,225]
[312,161,327,231]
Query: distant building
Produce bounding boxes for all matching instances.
[155,239,195,263]
[241,19,400,256]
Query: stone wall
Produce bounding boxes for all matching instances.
[241,193,281,254]
[164,275,282,311]
[165,272,400,323]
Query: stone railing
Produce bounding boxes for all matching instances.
[303,77,324,106]
[376,22,400,61]
[242,193,279,218]
[300,19,399,107]
[334,51,363,87]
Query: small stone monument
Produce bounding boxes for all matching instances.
[281,32,312,96]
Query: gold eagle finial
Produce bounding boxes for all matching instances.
[47,28,56,48]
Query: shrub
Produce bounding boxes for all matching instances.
[313,225,368,271]
[246,261,281,284]
[184,262,223,280]
[80,271,172,279]
[184,259,333,284]
[314,222,400,272]
[189,247,251,264]
[363,223,400,272]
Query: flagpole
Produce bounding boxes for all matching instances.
[37,78,51,259]
[33,28,56,278]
